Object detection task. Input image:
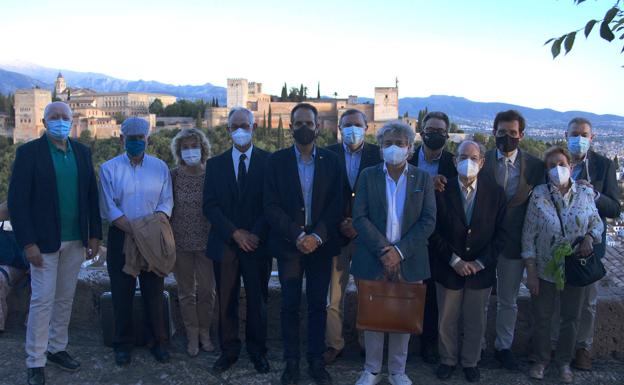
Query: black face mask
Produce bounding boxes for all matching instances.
[496,134,520,153]
[423,132,447,151]
[293,125,316,145]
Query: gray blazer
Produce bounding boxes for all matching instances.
[482,149,545,259]
[351,163,436,282]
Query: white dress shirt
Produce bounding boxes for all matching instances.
[383,163,408,259]
[99,153,173,222]
[232,145,253,179]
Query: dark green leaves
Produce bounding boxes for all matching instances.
[584,19,597,38]
[551,35,565,58]
[564,32,576,54]
[601,20,616,42]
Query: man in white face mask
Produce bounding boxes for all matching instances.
[351,121,436,385]
[429,140,506,383]
[324,109,381,364]
[203,107,273,374]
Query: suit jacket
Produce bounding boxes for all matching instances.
[351,163,437,283]
[263,146,343,259]
[326,142,382,246]
[430,175,507,290]
[203,146,270,261]
[8,135,102,253]
[482,149,545,259]
[409,145,458,179]
[575,150,621,259]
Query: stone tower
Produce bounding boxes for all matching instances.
[374,86,399,122]
[54,72,67,96]
[227,78,249,110]
[13,88,52,143]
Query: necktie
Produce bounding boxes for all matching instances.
[237,153,247,193]
[503,158,512,191]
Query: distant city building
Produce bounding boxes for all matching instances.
[0,112,11,138]
[208,78,400,133]
[12,73,177,142]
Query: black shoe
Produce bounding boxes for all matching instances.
[46,351,80,372]
[308,361,332,385]
[281,360,300,385]
[436,364,455,380]
[150,345,170,363]
[495,349,519,371]
[27,367,45,385]
[250,354,270,374]
[464,367,480,382]
[212,354,238,374]
[114,351,131,366]
[421,342,439,364]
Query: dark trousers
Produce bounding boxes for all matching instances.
[214,244,272,358]
[106,225,166,352]
[277,253,332,363]
[421,277,439,349]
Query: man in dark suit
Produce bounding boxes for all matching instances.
[430,140,506,383]
[203,107,272,374]
[8,102,102,385]
[483,110,545,370]
[324,109,381,364]
[556,117,621,370]
[264,103,343,385]
[408,111,458,363]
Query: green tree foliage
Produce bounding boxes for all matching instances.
[161,99,207,118]
[149,98,164,115]
[417,107,428,132]
[545,1,624,64]
[317,82,321,99]
[281,83,288,101]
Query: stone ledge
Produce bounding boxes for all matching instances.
[6,268,624,358]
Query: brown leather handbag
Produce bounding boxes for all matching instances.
[356,276,427,334]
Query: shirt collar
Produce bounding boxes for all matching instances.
[46,135,72,154]
[232,144,253,159]
[343,142,364,155]
[496,148,518,164]
[419,146,442,163]
[294,144,316,161]
[458,176,477,192]
[124,152,145,167]
[383,162,409,177]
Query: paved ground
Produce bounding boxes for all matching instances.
[1,326,623,385]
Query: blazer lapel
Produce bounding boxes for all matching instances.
[447,177,467,226]
[38,136,59,214]
[373,164,388,217]
[225,148,239,198]
[508,150,530,207]
[69,139,85,204]
[401,167,417,233]
[470,177,489,226]
[241,147,259,197]
[585,151,598,183]
[289,146,305,206]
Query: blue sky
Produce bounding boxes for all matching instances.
[1,0,622,115]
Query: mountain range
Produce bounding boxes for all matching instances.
[1,60,622,128]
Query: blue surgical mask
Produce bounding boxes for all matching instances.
[341,125,365,146]
[567,136,590,155]
[382,145,408,166]
[47,119,72,140]
[125,139,146,157]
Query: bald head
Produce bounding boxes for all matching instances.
[44,102,72,123]
[457,140,483,159]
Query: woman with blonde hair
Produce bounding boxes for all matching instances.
[169,128,216,357]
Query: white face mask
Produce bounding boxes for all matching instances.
[457,159,480,179]
[341,125,365,146]
[548,165,571,186]
[181,148,202,166]
[382,145,408,166]
[231,128,252,147]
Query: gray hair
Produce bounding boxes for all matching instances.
[44,101,72,120]
[457,140,485,159]
[375,120,416,155]
[170,128,212,166]
[228,107,254,127]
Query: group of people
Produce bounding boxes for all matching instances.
[4,99,620,385]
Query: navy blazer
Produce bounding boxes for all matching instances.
[263,146,343,259]
[326,142,382,246]
[430,175,507,290]
[202,146,270,261]
[351,163,437,283]
[8,135,102,253]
